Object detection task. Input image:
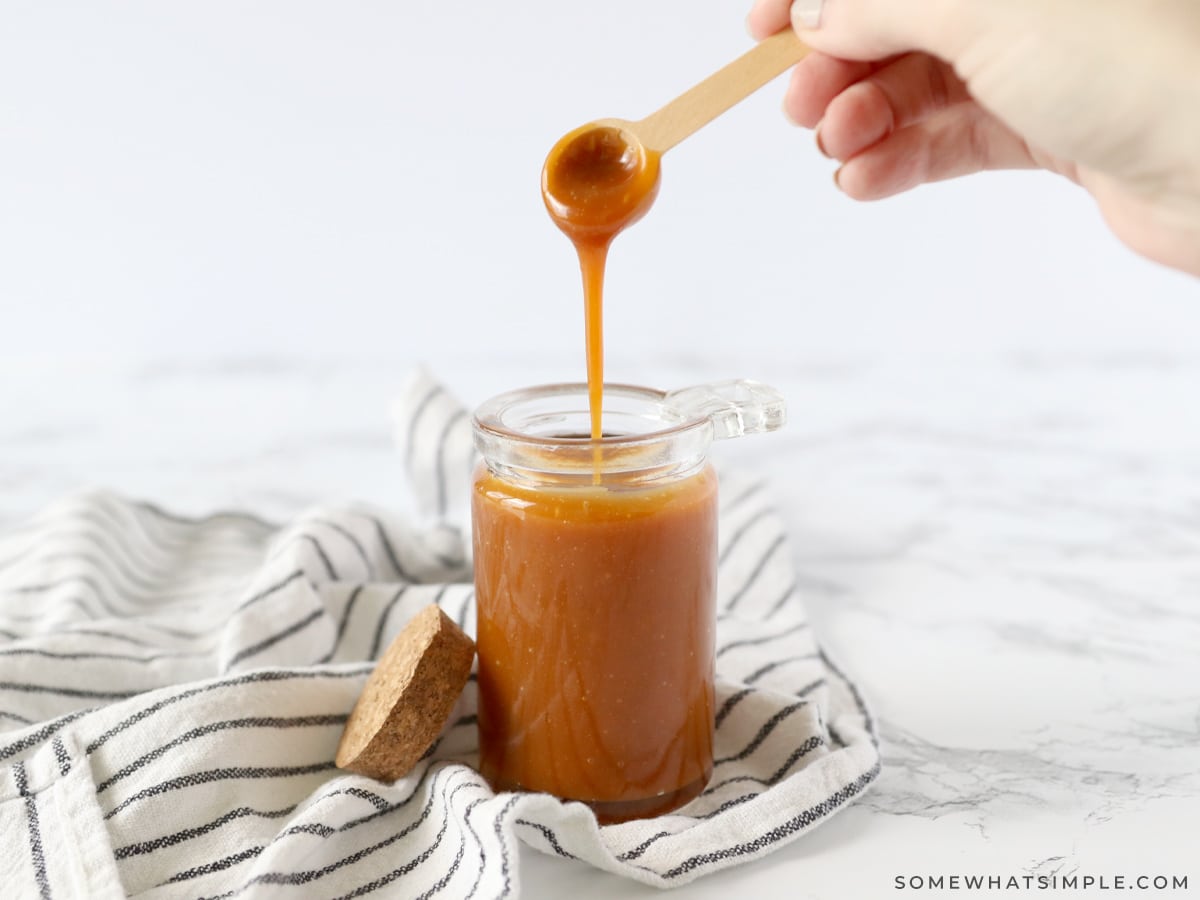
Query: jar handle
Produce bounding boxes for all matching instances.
[663,380,786,440]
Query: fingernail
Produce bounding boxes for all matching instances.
[833,166,843,190]
[791,0,824,29]
[815,122,830,157]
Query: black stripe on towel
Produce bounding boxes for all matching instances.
[696,791,759,819]
[210,763,436,894]
[95,713,347,794]
[49,627,161,649]
[456,590,474,630]
[516,819,575,859]
[8,547,223,605]
[0,498,234,578]
[765,580,799,617]
[492,794,522,900]
[724,533,787,612]
[457,792,489,900]
[435,409,467,518]
[796,677,827,698]
[224,606,326,671]
[617,828,671,862]
[121,777,401,868]
[319,585,367,664]
[297,534,338,581]
[714,701,808,765]
[103,762,336,820]
[281,822,335,839]
[819,648,879,748]
[3,586,122,622]
[701,734,825,797]
[14,762,52,900]
[370,583,450,666]
[714,688,752,730]
[238,771,466,890]
[718,480,764,516]
[330,786,484,900]
[235,570,307,613]
[133,498,274,531]
[661,762,882,878]
[622,757,880,869]
[162,846,264,885]
[0,646,209,664]
[715,620,810,659]
[744,653,820,685]
[341,786,391,812]
[315,518,373,576]
[51,737,71,776]
[322,766,432,835]
[361,515,415,582]
[0,709,91,762]
[418,713,476,763]
[718,507,772,565]
[405,384,443,471]
[410,797,487,900]
[4,573,126,615]
[113,805,296,860]
[0,680,137,701]
[85,667,370,754]
[368,585,410,661]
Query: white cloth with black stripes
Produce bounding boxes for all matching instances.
[0,372,879,899]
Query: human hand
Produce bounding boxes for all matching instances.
[748,0,1200,276]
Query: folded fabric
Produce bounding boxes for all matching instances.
[0,372,879,898]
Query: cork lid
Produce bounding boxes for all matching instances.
[335,603,475,781]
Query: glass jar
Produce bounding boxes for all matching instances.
[471,381,784,823]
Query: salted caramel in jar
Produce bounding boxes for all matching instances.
[472,380,784,822]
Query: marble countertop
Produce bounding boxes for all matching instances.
[3,349,1197,897]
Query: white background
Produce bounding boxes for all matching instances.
[3,0,1196,375]
[2,1,1198,897]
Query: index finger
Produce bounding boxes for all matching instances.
[747,0,792,40]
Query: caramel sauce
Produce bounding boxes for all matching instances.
[471,124,715,824]
[473,463,717,822]
[541,124,661,439]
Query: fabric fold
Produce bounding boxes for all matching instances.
[0,372,878,897]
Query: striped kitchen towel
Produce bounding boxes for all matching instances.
[0,371,879,898]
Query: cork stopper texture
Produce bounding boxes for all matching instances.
[335,603,476,781]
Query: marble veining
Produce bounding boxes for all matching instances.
[1,351,1198,897]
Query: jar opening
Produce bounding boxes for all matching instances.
[472,383,714,484]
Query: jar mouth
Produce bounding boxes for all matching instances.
[472,383,714,482]
[474,382,711,444]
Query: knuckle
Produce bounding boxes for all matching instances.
[921,54,954,109]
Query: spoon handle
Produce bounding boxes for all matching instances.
[635,30,810,154]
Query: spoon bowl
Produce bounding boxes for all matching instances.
[540,30,808,245]
[541,122,661,244]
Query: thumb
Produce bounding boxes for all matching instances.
[778,0,986,62]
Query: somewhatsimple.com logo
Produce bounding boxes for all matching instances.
[894,874,1189,892]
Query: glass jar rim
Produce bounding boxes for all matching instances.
[472,382,714,483]
[472,382,711,447]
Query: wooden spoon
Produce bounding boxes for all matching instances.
[542,29,809,241]
[601,28,810,156]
